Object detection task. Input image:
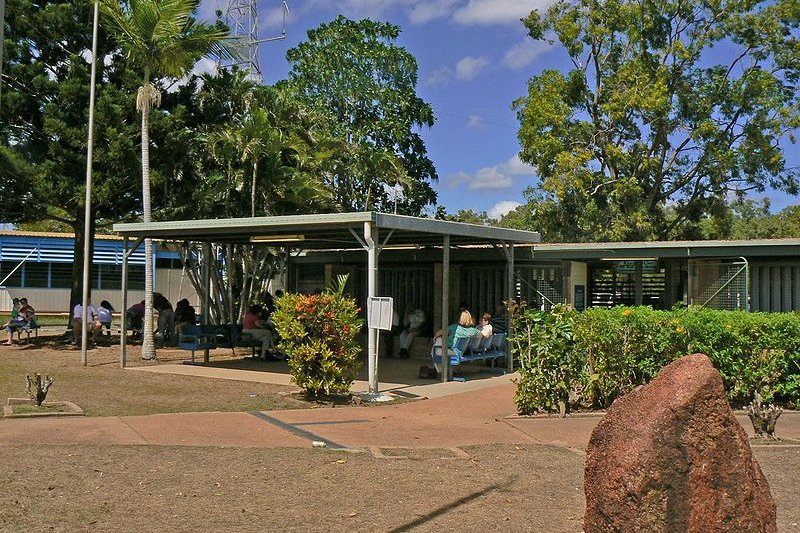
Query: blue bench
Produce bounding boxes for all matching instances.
[431,332,508,381]
[178,324,218,363]
[10,318,40,344]
[178,324,264,363]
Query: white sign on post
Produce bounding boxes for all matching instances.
[368,297,394,331]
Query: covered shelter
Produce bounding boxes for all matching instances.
[531,239,800,312]
[113,212,541,394]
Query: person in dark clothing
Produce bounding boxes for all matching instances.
[174,298,196,335]
[126,300,146,337]
[492,302,508,333]
[152,293,174,342]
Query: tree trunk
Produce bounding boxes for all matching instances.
[68,212,96,331]
[251,159,257,217]
[141,101,156,360]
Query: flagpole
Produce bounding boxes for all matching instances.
[0,0,6,101]
[81,0,100,366]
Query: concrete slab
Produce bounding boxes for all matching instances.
[122,411,310,448]
[266,382,533,449]
[0,416,146,446]
[127,362,518,400]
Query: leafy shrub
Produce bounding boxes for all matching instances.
[271,275,364,398]
[512,305,800,415]
[511,303,578,415]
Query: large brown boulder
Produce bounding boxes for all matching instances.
[584,353,776,533]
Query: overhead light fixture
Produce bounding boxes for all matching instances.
[600,257,657,261]
[250,234,305,243]
[380,244,422,251]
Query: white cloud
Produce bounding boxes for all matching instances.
[408,0,460,24]
[503,154,536,175]
[446,171,473,188]
[262,2,295,30]
[167,57,220,93]
[426,66,454,88]
[303,0,402,20]
[427,56,490,86]
[445,154,535,191]
[471,166,514,189]
[502,38,552,69]
[455,55,489,81]
[453,0,550,26]
[489,200,522,219]
[467,114,484,128]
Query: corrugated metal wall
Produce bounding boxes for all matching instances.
[750,263,800,312]
[0,268,197,314]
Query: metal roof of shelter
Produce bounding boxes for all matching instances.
[531,238,800,260]
[112,211,541,248]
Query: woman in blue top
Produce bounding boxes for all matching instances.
[436,310,480,349]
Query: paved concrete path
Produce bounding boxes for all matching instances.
[2,376,799,451]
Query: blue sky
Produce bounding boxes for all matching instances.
[197,0,798,218]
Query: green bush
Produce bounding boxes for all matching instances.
[271,276,364,398]
[511,304,800,415]
[512,304,578,416]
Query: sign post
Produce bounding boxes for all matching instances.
[363,296,394,402]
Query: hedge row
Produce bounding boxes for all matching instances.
[510,304,800,415]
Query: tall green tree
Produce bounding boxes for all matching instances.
[1,0,143,322]
[157,70,340,322]
[284,16,437,214]
[708,199,800,239]
[99,0,232,359]
[514,0,800,242]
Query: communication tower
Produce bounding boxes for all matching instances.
[225,0,289,80]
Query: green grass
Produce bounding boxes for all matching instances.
[1,314,70,326]
[12,403,70,414]
[0,336,313,417]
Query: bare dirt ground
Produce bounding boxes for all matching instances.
[2,338,798,532]
[0,444,797,533]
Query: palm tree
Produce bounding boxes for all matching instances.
[100,0,232,359]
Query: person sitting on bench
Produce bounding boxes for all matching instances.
[126,300,145,337]
[98,300,114,336]
[433,309,480,352]
[478,312,493,338]
[174,298,196,336]
[153,293,174,343]
[72,300,103,345]
[243,304,276,359]
[398,305,425,359]
[5,298,36,346]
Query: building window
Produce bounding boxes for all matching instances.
[156,258,183,269]
[50,263,73,289]
[0,261,145,290]
[0,261,23,287]
[24,263,50,288]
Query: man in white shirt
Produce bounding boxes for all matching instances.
[72,300,103,345]
[398,305,426,359]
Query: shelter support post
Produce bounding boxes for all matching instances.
[284,245,290,292]
[741,256,750,311]
[202,242,212,364]
[504,242,515,373]
[441,235,450,382]
[364,221,379,394]
[634,262,643,306]
[120,236,144,368]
